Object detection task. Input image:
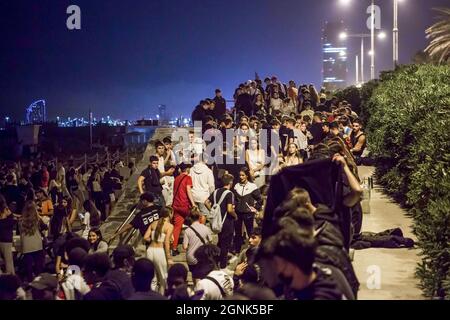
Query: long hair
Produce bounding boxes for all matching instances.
[21,201,39,236]
[0,194,7,214]
[240,167,254,183]
[83,200,101,227]
[154,207,172,241]
[89,228,103,251]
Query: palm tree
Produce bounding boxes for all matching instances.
[425,7,450,64]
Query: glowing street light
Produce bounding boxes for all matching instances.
[368,50,374,56]
[378,31,387,40]
[339,32,348,40]
[339,0,352,6]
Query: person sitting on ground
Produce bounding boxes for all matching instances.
[29,273,59,301]
[128,258,167,300]
[80,200,101,239]
[58,247,91,300]
[88,228,108,254]
[83,253,121,300]
[108,245,135,300]
[194,244,234,300]
[166,263,196,300]
[256,226,345,300]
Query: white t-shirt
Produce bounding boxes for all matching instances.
[195,270,234,300]
[81,211,91,239]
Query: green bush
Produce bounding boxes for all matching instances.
[364,64,450,299]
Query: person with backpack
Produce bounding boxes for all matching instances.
[183,208,213,284]
[204,174,237,269]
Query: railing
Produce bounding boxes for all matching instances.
[107,205,139,247]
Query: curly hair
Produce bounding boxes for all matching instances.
[20,201,39,236]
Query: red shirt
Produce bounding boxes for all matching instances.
[172,173,192,209]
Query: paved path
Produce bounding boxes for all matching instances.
[353,166,423,300]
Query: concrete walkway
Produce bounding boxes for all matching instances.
[353,166,423,300]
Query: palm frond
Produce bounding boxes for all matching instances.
[425,7,450,64]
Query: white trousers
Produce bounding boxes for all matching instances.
[146,246,168,294]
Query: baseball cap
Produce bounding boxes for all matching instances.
[29,273,58,291]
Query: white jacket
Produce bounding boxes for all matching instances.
[190,162,215,203]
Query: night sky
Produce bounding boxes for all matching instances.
[0,0,448,121]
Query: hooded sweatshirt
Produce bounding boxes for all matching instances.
[190,162,215,203]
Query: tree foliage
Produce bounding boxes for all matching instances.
[364,64,450,299]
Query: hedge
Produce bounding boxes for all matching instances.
[338,64,450,299]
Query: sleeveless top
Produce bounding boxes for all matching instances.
[151,229,166,243]
[351,132,366,157]
[247,150,265,170]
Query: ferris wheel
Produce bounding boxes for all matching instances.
[26,100,47,124]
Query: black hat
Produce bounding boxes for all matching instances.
[113,245,135,262]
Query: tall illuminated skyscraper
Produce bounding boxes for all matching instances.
[322,21,348,91]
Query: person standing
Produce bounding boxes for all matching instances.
[190,155,215,219]
[19,201,45,282]
[138,156,175,207]
[0,195,15,275]
[171,163,196,256]
[204,174,237,269]
[245,138,266,188]
[155,141,175,206]
[233,168,262,254]
[213,89,227,120]
[143,207,174,294]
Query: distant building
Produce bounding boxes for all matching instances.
[26,100,47,124]
[158,104,167,121]
[322,21,348,91]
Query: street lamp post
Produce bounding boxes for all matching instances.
[361,37,365,83]
[393,0,399,67]
[339,31,385,85]
[371,0,375,80]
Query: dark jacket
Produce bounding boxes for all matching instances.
[233,182,262,214]
[213,96,227,120]
[290,267,344,300]
[192,105,208,123]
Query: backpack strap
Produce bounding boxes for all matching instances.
[205,276,226,298]
[189,225,207,245]
[217,190,231,224]
[216,190,231,207]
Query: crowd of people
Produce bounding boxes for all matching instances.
[0,75,368,300]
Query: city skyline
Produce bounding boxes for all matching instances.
[1,0,448,120]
